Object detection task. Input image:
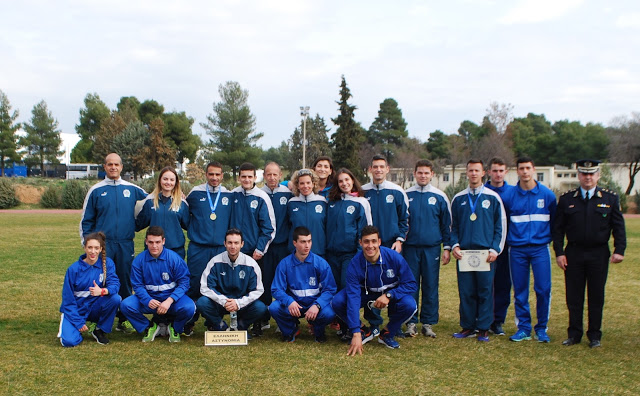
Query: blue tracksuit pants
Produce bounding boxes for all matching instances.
[269,301,336,337]
[404,245,441,325]
[58,293,122,347]
[120,295,196,334]
[509,245,551,333]
[456,261,496,331]
[261,242,291,306]
[325,251,356,290]
[196,297,268,330]
[493,249,511,324]
[106,240,134,300]
[185,242,226,300]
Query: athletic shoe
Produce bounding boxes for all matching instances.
[422,324,437,338]
[315,330,327,343]
[589,339,601,348]
[509,330,532,342]
[142,322,159,342]
[168,324,180,343]
[182,323,194,337]
[453,329,476,338]
[535,329,550,343]
[208,321,229,332]
[252,323,263,337]
[261,321,271,330]
[371,325,380,337]
[92,328,109,345]
[395,328,406,339]
[275,326,281,334]
[360,325,374,345]
[378,330,400,349]
[477,330,490,342]
[490,322,505,336]
[282,328,300,343]
[116,320,136,334]
[405,323,418,337]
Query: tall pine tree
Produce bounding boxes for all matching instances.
[331,76,364,181]
[367,98,408,163]
[0,90,20,176]
[287,114,332,172]
[21,100,63,172]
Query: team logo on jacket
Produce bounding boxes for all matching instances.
[162,272,170,281]
[386,195,394,203]
[101,191,107,197]
[309,277,317,286]
[279,197,287,205]
[346,205,355,214]
[123,189,131,198]
[537,199,545,208]
[386,269,395,278]
[293,207,299,212]
[428,197,436,205]
[250,200,258,209]
[315,205,323,213]
[239,270,246,279]
[200,197,206,201]
[482,200,490,209]
[222,197,229,205]
[234,199,238,203]
[99,274,104,283]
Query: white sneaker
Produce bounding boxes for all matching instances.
[405,323,418,337]
[422,324,437,338]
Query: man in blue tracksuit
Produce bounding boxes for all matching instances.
[269,227,337,343]
[404,159,451,338]
[332,225,417,354]
[196,229,268,333]
[80,153,147,331]
[451,159,506,342]
[484,157,514,336]
[120,226,195,343]
[362,155,410,335]
[502,157,557,343]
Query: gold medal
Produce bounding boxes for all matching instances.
[470,213,477,221]
[210,213,217,221]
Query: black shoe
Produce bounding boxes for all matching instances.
[282,328,300,343]
[490,322,505,336]
[92,328,110,345]
[315,332,327,343]
[182,323,194,337]
[562,337,580,346]
[589,339,601,348]
[252,323,263,337]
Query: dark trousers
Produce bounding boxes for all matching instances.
[565,244,610,341]
[404,245,442,325]
[261,242,291,307]
[106,240,134,321]
[456,260,496,331]
[493,248,511,325]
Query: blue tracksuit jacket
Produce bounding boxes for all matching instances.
[80,178,147,241]
[135,194,189,250]
[287,193,327,255]
[405,184,452,248]
[327,194,372,253]
[451,187,506,253]
[230,186,276,255]
[186,184,233,247]
[200,251,264,309]
[60,255,120,330]
[130,248,190,307]
[261,185,294,245]
[344,246,417,332]
[362,181,409,246]
[271,252,337,310]
[501,181,557,246]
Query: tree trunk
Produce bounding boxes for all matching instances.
[625,162,640,195]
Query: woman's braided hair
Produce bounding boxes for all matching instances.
[84,231,107,287]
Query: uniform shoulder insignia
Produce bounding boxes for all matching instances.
[561,188,577,196]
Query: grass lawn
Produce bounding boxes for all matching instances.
[0,212,638,395]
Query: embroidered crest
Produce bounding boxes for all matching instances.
[222,197,229,205]
[346,205,355,214]
[537,199,544,208]
[99,274,104,283]
[428,197,437,205]
[239,270,246,279]
[279,196,287,205]
[309,277,317,286]
[250,199,258,209]
[481,200,490,209]
[386,269,395,278]
[315,205,323,213]
[123,189,131,198]
[162,272,170,281]
[386,194,394,203]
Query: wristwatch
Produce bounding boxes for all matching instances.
[385,292,392,299]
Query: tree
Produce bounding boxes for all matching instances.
[162,111,201,163]
[287,114,332,172]
[485,102,514,135]
[139,99,164,125]
[393,137,429,188]
[426,130,450,159]
[0,90,20,176]
[471,131,515,167]
[20,100,63,171]
[116,96,141,124]
[262,141,291,170]
[201,81,263,180]
[607,113,640,194]
[458,120,489,143]
[135,118,176,174]
[110,120,149,179]
[551,120,608,166]
[367,98,408,162]
[331,76,364,181]
[93,111,127,162]
[72,93,110,163]
[509,113,554,165]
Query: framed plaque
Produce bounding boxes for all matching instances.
[458,250,490,272]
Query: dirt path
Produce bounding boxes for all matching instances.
[0,209,82,214]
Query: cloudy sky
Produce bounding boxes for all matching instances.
[2,0,639,160]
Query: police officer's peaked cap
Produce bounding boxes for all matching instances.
[576,159,600,174]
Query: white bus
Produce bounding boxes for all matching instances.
[66,164,102,179]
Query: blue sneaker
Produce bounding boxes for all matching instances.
[509,330,532,342]
[371,325,380,337]
[477,330,490,342]
[378,330,400,349]
[453,329,476,338]
[535,329,550,343]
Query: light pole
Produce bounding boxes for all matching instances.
[300,106,310,169]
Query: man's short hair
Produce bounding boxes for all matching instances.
[414,159,434,172]
[225,228,243,241]
[467,158,484,168]
[293,226,311,241]
[146,226,165,239]
[360,225,380,239]
[370,154,388,166]
[489,157,506,167]
[516,156,535,167]
[264,161,281,171]
[206,161,223,171]
[239,162,256,175]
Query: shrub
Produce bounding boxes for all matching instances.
[599,164,628,213]
[0,178,19,209]
[41,185,62,208]
[62,180,89,209]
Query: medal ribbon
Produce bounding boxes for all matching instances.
[467,185,484,216]
[206,185,221,216]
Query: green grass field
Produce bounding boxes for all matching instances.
[0,212,638,395]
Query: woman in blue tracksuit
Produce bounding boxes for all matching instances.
[287,169,327,256]
[136,166,189,258]
[312,156,335,199]
[58,232,121,347]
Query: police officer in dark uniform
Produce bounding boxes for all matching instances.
[552,159,626,348]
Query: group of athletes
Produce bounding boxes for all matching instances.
[58,151,626,354]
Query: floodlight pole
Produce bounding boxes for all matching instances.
[300,106,310,169]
